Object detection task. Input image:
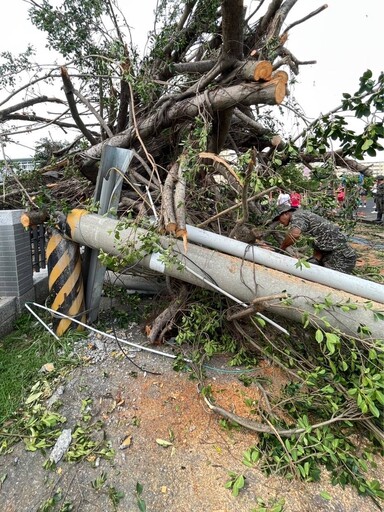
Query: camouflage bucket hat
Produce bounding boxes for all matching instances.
[271,203,295,222]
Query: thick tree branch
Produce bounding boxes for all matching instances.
[78,79,287,173]
[203,394,364,437]
[0,96,65,120]
[60,66,97,145]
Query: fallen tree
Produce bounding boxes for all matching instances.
[2,3,384,497]
[42,207,384,482]
[2,1,383,186]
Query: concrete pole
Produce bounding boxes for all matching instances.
[65,210,384,339]
[185,224,384,304]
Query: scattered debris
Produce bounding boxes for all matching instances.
[49,429,72,464]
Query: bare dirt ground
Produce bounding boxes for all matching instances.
[0,323,383,512]
[352,224,384,279]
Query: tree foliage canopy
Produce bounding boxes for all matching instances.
[1,0,383,187]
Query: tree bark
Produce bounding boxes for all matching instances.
[77,80,287,175]
[60,67,97,145]
[174,157,187,241]
[20,210,50,227]
[162,163,178,233]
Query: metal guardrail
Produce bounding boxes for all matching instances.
[30,224,46,272]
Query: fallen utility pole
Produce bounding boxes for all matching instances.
[65,210,384,339]
[186,224,384,304]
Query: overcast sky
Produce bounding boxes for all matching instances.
[0,0,383,160]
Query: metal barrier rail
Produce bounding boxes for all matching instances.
[30,223,46,272]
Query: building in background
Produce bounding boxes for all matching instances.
[0,158,35,183]
[366,161,384,178]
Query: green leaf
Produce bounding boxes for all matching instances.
[232,474,245,496]
[368,401,380,418]
[25,391,43,404]
[156,439,173,447]
[320,491,332,500]
[361,139,373,151]
[326,339,336,355]
[341,361,348,371]
[315,329,324,343]
[298,464,306,478]
[375,390,384,405]
[137,498,147,512]
[329,360,337,374]
[256,316,266,327]
[325,332,339,355]
[325,332,339,344]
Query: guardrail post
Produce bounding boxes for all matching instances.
[84,146,133,323]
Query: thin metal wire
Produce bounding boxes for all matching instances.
[182,265,289,336]
[25,302,265,374]
[26,301,191,362]
[25,303,60,340]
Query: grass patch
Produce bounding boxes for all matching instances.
[0,314,83,424]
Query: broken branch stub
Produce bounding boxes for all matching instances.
[20,210,49,228]
[267,70,289,104]
[254,60,274,81]
[174,157,187,249]
[162,163,178,233]
[264,70,288,105]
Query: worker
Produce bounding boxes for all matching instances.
[290,190,302,208]
[272,204,357,273]
[276,189,291,206]
[375,175,384,224]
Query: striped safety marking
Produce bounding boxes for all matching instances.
[47,229,86,336]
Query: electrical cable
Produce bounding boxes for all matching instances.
[170,241,289,335]
[26,302,190,363]
[181,262,289,335]
[105,272,161,375]
[25,302,264,376]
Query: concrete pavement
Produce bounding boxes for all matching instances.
[356,198,382,224]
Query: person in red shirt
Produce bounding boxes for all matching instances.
[336,186,345,206]
[290,190,301,208]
